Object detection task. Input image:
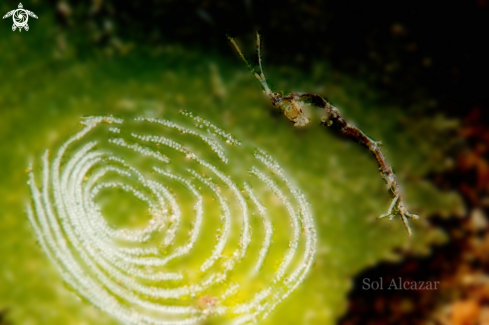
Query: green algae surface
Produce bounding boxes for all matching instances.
[0,18,464,325]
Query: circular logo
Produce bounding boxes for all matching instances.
[13,9,28,28]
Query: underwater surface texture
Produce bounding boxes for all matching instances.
[0,18,464,325]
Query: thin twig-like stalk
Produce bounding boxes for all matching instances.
[228,33,419,235]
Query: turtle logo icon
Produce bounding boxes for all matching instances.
[3,3,38,32]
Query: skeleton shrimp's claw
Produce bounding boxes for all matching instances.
[377,195,419,236]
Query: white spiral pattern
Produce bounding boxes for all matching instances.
[27,111,317,325]
[14,10,26,23]
[13,9,28,27]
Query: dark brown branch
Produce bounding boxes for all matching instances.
[228,32,419,235]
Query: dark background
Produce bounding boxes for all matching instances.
[49,0,489,118]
